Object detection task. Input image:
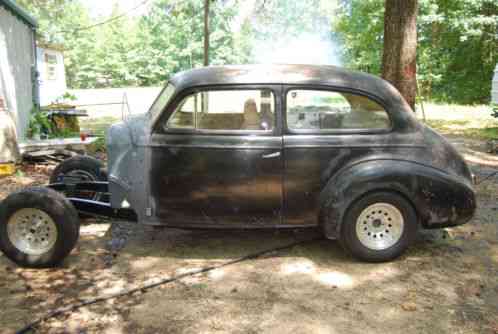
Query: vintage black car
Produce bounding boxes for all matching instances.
[0,65,476,267]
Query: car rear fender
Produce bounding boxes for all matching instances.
[319,159,476,239]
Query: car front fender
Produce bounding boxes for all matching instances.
[319,159,476,239]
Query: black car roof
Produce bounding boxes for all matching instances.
[169,64,406,105]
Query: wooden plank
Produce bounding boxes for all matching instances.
[19,137,99,154]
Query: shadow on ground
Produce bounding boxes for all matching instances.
[0,135,497,334]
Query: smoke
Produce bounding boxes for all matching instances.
[253,33,342,66]
[231,0,344,66]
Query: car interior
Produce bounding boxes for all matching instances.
[167,90,275,131]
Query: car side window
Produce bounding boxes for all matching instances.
[286,90,390,131]
[166,89,275,132]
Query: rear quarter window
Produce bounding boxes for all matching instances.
[286,90,390,131]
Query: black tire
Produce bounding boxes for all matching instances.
[340,191,418,262]
[50,155,106,184]
[50,155,107,202]
[0,187,80,268]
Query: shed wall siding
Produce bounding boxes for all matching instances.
[0,5,35,141]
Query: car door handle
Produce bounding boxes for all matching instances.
[262,152,281,159]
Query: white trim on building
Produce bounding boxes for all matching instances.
[37,46,68,106]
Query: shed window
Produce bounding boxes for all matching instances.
[45,53,58,80]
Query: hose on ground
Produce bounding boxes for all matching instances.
[476,170,498,185]
[16,237,320,334]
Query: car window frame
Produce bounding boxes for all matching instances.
[164,92,197,131]
[283,85,394,135]
[154,84,282,136]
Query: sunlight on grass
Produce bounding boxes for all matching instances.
[416,103,498,140]
[80,116,120,137]
[418,103,494,121]
[425,120,498,140]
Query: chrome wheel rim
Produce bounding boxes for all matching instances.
[7,208,58,255]
[355,203,404,250]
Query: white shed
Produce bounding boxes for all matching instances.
[0,0,38,163]
[37,44,67,106]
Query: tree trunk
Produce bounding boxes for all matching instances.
[382,0,418,111]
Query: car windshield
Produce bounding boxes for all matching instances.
[148,83,175,121]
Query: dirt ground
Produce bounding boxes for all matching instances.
[0,136,497,334]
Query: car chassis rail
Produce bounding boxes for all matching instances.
[48,181,137,222]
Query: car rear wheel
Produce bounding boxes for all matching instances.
[0,187,80,268]
[340,192,418,262]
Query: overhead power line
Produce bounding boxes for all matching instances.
[58,0,150,34]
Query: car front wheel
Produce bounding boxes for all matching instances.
[340,192,418,262]
[0,187,80,268]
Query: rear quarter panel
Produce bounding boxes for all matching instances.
[283,130,476,238]
[283,131,425,226]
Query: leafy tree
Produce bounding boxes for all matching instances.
[335,0,384,74]
[18,0,248,88]
[18,0,497,105]
[418,0,498,104]
[133,0,248,85]
[335,0,498,104]
[16,0,90,44]
[16,0,100,88]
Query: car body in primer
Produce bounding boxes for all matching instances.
[106,64,476,239]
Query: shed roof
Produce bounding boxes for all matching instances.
[0,0,37,28]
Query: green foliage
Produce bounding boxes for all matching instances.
[131,0,248,86]
[93,137,106,153]
[28,104,81,139]
[334,0,384,74]
[44,92,77,106]
[17,0,497,105]
[16,0,96,88]
[492,104,498,118]
[19,0,254,88]
[27,106,51,139]
[335,0,498,104]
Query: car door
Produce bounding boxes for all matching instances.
[149,85,283,227]
[282,86,393,225]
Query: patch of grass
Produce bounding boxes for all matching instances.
[425,119,498,140]
[80,116,120,137]
[479,127,498,139]
[191,283,208,290]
